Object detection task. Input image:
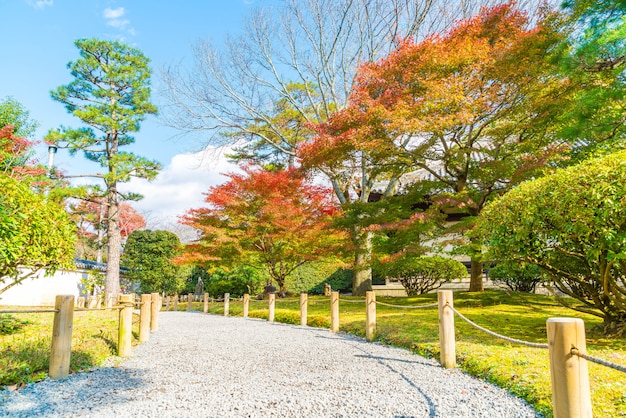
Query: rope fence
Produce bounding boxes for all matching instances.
[571,347,626,373]
[448,304,549,349]
[174,288,623,416]
[376,301,439,309]
[0,309,58,314]
[2,293,162,381]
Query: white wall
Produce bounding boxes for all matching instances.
[0,269,88,306]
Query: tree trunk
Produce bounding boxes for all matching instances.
[352,231,373,296]
[469,259,484,292]
[105,190,121,298]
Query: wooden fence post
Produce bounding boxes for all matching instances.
[243,294,250,318]
[224,293,230,317]
[106,292,113,308]
[187,294,193,311]
[95,295,102,309]
[139,294,151,343]
[173,295,178,311]
[49,295,74,379]
[330,291,339,332]
[547,318,592,418]
[366,291,376,342]
[118,294,133,357]
[203,292,209,313]
[77,297,85,308]
[165,296,170,311]
[150,293,159,331]
[300,293,308,326]
[438,290,456,368]
[87,296,95,309]
[268,293,275,322]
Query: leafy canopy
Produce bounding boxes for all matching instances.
[122,230,183,295]
[0,175,76,294]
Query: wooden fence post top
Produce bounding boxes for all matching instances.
[119,294,133,303]
[547,317,584,324]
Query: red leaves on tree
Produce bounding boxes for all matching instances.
[179,165,344,291]
[0,125,47,180]
[302,2,564,207]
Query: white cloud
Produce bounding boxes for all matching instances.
[103,7,125,19]
[28,0,53,9]
[103,7,134,35]
[120,147,240,228]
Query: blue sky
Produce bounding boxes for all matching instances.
[1,0,272,225]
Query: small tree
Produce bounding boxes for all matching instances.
[48,39,160,298]
[122,230,183,295]
[179,166,345,293]
[478,150,626,334]
[376,255,467,296]
[0,175,76,294]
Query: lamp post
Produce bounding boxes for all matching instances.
[47,145,58,179]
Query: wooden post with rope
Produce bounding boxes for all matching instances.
[330,291,339,332]
[438,290,456,368]
[139,294,151,343]
[49,295,74,379]
[300,293,308,326]
[547,318,592,418]
[366,291,376,342]
[268,293,275,322]
[243,294,250,318]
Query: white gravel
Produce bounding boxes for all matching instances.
[0,312,541,417]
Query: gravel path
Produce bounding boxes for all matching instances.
[0,312,540,417]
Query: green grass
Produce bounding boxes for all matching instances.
[203,291,626,418]
[0,308,140,388]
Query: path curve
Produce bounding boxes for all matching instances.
[1,312,539,417]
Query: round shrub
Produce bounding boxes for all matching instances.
[378,255,467,296]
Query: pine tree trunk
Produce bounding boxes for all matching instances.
[352,231,372,296]
[469,259,484,292]
[105,189,121,298]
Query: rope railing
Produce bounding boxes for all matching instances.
[448,304,549,349]
[74,306,125,312]
[376,301,438,309]
[571,347,626,373]
[340,298,366,304]
[0,308,58,314]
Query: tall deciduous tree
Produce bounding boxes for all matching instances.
[47,39,160,297]
[162,0,555,295]
[162,0,548,158]
[179,166,344,293]
[0,175,76,295]
[303,3,566,293]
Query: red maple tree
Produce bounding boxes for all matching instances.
[179,165,345,293]
[300,3,567,292]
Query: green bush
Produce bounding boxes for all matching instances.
[479,150,626,334]
[204,266,265,298]
[376,255,467,296]
[488,262,545,292]
[285,261,352,294]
